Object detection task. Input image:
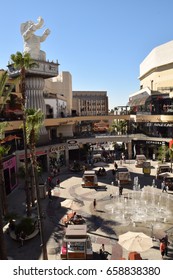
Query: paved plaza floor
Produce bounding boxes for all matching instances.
[4,160,173,260]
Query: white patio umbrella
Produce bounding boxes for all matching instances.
[61,199,84,211]
[61,199,73,208]
[118,231,153,252]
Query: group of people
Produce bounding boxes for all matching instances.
[64,212,85,226]
[70,212,85,225]
[97,167,106,176]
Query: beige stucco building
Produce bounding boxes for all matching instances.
[43,71,74,138]
[44,71,72,117]
[139,40,173,96]
[129,40,173,105]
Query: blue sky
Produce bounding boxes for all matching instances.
[1,0,173,109]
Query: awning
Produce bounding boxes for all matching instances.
[128,92,150,106]
[5,109,23,115]
[64,238,87,242]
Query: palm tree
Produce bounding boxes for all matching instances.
[10,52,36,216]
[0,71,13,216]
[0,123,9,260]
[0,123,11,216]
[26,108,48,260]
[157,145,169,163]
[0,72,21,215]
[0,71,12,260]
[0,200,7,259]
[110,120,127,135]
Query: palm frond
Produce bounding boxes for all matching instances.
[0,145,10,157]
[26,108,44,144]
[10,52,37,70]
[0,72,15,112]
[0,71,8,94]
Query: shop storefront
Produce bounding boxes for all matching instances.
[145,122,173,138]
[3,155,17,194]
[49,144,67,171]
[132,139,168,159]
[67,140,80,162]
[17,148,48,172]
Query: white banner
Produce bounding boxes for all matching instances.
[0,260,168,280]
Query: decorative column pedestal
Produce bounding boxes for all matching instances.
[26,60,59,136]
[25,76,47,134]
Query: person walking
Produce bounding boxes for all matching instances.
[93,199,96,210]
[48,187,52,201]
[99,244,105,259]
[47,176,53,188]
[101,243,105,252]
[19,231,26,247]
[114,161,118,170]
[162,179,167,193]
[119,185,123,196]
[160,240,166,259]
[163,234,170,256]
[112,169,116,177]
[118,180,123,195]
[56,177,60,187]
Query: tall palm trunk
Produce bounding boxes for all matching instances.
[30,129,48,260]
[0,159,7,260]
[31,168,36,207]
[20,67,31,216]
[0,206,7,259]
[0,157,8,216]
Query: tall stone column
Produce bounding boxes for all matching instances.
[25,77,46,113]
[25,76,47,134]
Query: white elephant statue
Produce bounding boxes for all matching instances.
[20,16,50,61]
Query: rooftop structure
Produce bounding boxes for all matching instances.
[140,40,173,79]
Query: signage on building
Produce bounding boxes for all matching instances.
[67,140,79,150]
[3,156,16,169]
[133,140,166,145]
[146,123,173,127]
[49,145,66,153]
[146,140,164,145]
